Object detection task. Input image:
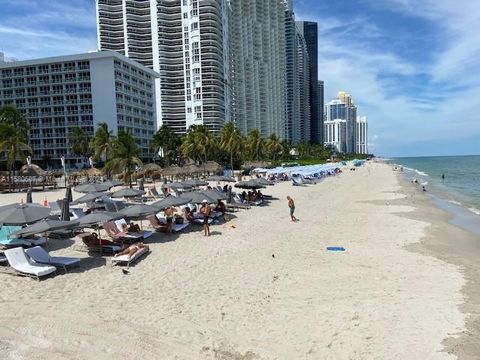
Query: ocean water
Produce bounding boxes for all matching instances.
[393,155,480,217]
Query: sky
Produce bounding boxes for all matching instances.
[0,0,479,157]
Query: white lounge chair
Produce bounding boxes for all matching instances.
[25,246,80,272]
[111,247,149,268]
[155,214,190,232]
[114,219,153,239]
[4,247,56,280]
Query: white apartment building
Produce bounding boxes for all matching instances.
[324,119,347,153]
[356,115,368,154]
[230,0,287,138]
[324,92,357,153]
[0,51,159,167]
[96,0,231,134]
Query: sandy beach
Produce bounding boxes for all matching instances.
[0,162,476,359]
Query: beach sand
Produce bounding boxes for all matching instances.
[0,162,475,359]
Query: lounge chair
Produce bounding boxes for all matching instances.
[156,214,191,232]
[4,247,56,280]
[0,254,7,265]
[25,246,80,272]
[111,246,149,268]
[146,187,163,200]
[77,232,123,254]
[0,226,47,248]
[103,200,117,213]
[114,219,152,239]
[147,215,168,232]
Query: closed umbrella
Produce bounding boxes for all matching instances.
[10,219,78,238]
[0,203,51,225]
[221,176,236,182]
[152,196,191,210]
[74,183,110,193]
[65,185,73,203]
[138,178,145,191]
[72,192,106,205]
[26,189,32,204]
[103,179,123,189]
[180,191,216,204]
[60,198,70,221]
[111,188,146,198]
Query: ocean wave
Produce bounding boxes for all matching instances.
[448,200,463,206]
[403,166,429,177]
[468,207,480,216]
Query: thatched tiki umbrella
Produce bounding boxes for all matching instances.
[19,164,47,177]
[137,163,163,180]
[203,161,223,175]
[162,165,182,180]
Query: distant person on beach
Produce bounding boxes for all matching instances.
[200,200,211,236]
[442,173,445,180]
[164,206,175,233]
[287,196,298,222]
[113,242,149,258]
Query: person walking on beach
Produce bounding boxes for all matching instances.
[287,196,298,222]
[200,200,211,236]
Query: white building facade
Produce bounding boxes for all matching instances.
[0,51,159,167]
[324,119,347,153]
[356,115,368,154]
[324,91,357,153]
[96,0,231,135]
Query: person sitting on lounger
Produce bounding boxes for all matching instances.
[184,207,195,224]
[164,206,176,233]
[120,221,141,234]
[113,242,149,258]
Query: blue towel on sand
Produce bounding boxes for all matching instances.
[327,246,345,252]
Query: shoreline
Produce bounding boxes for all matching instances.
[395,172,480,359]
[0,162,477,359]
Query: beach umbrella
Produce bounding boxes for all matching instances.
[180,191,216,204]
[119,204,159,219]
[19,164,47,177]
[138,178,145,191]
[26,189,32,204]
[76,212,122,228]
[72,192,106,205]
[74,183,110,193]
[206,175,224,182]
[59,198,70,221]
[65,185,73,203]
[9,219,79,238]
[221,176,236,183]
[151,196,191,210]
[103,179,123,189]
[111,188,146,198]
[182,179,208,187]
[234,180,266,189]
[161,182,193,190]
[252,178,274,186]
[0,203,51,225]
[199,189,228,201]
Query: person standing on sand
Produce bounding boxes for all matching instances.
[287,196,298,222]
[200,200,211,236]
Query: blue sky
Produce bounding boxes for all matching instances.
[1,0,479,157]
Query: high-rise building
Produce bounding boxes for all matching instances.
[285,2,311,143]
[96,0,231,135]
[324,91,357,153]
[0,51,158,166]
[318,80,324,141]
[230,0,287,138]
[324,119,347,153]
[356,116,368,154]
[296,20,320,143]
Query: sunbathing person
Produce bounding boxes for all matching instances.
[214,200,226,221]
[113,242,149,258]
[82,232,121,247]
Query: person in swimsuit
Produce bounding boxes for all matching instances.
[287,196,298,222]
[200,200,211,236]
[164,206,175,233]
[113,242,149,258]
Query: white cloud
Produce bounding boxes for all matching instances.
[296,0,480,156]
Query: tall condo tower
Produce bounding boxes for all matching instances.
[230,0,287,138]
[324,91,357,153]
[96,0,231,134]
[285,3,311,143]
[296,21,320,143]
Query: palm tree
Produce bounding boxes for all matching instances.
[0,105,32,191]
[180,125,216,168]
[220,122,244,170]
[265,133,284,161]
[106,131,142,188]
[69,127,91,164]
[151,124,178,166]
[246,129,265,161]
[90,122,113,162]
